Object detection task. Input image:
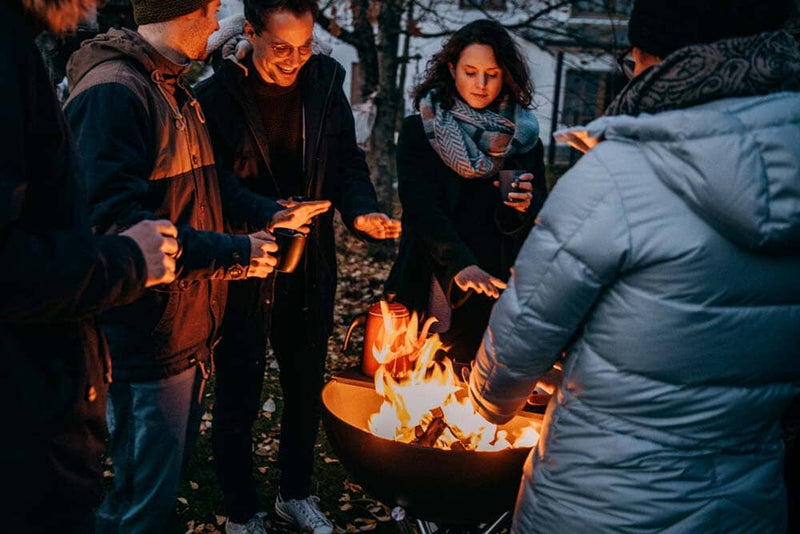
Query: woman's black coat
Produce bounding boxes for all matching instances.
[386,114,547,318]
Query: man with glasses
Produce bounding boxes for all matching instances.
[197,1,400,533]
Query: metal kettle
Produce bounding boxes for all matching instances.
[343,301,410,377]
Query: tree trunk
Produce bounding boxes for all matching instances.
[365,0,404,260]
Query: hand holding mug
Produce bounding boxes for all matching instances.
[246,230,278,278]
[121,219,179,287]
[494,170,534,213]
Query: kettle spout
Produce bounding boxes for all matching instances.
[342,313,367,352]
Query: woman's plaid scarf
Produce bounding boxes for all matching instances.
[606,31,800,117]
[420,91,539,179]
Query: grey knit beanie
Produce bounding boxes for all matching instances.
[132,0,213,25]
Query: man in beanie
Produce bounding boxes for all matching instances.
[63,1,327,531]
[468,0,800,532]
[2,2,181,532]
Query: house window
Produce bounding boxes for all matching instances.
[459,0,507,11]
[561,69,627,127]
[571,0,633,18]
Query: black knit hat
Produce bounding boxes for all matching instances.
[133,0,213,25]
[628,0,797,58]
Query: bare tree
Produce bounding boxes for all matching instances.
[315,1,625,256]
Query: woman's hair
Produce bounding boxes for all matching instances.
[412,19,533,110]
[21,0,96,34]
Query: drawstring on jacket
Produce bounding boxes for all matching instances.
[150,69,206,128]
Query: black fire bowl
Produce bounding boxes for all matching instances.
[321,377,542,524]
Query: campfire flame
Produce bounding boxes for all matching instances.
[367,301,539,451]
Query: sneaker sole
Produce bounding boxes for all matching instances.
[275,505,331,533]
[274,505,310,532]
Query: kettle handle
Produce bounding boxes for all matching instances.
[342,313,367,352]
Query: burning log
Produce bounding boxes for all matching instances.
[412,408,447,447]
[366,300,540,451]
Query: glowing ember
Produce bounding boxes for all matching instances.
[367,301,539,451]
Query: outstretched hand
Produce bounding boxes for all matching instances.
[270,199,331,234]
[453,264,506,299]
[353,213,402,240]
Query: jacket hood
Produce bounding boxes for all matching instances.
[67,28,188,91]
[556,91,800,254]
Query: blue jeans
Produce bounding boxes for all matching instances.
[96,365,206,534]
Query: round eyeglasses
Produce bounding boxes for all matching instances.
[270,42,313,59]
[616,47,635,80]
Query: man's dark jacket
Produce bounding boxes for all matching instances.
[64,29,278,381]
[0,3,147,528]
[196,53,380,335]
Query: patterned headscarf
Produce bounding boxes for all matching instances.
[606,31,800,117]
[419,91,539,179]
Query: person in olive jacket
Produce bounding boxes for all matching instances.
[385,20,547,364]
[60,0,304,531]
[1,1,181,532]
[196,2,400,532]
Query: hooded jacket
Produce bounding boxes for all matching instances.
[195,51,380,335]
[0,3,147,525]
[64,29,275,381]
[469,85,800,532]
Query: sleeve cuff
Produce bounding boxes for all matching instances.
[468,372,515,425]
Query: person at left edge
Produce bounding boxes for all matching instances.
[2,1,179,532]
[62,0,321,532]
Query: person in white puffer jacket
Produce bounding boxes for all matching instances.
[468,0,800,532]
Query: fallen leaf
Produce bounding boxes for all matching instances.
[343,481,363,493]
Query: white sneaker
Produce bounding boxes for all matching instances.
[225,512,268,534]
[275,493,333,534]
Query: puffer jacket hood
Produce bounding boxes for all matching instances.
[558,93,800,254]
[67,28,187,91]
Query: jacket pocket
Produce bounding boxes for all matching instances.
[151,288,182,337]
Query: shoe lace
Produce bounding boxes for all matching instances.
[297,496,330,528]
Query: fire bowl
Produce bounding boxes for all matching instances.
[321,378,542,524]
